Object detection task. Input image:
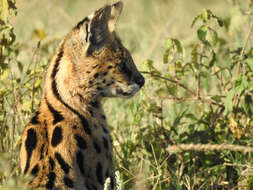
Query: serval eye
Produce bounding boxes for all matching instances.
[117,61,133,78]
[117,62,127,72]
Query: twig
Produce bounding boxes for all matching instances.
[113,132,131,170]
[167,143,253,153]
[210,106,225,127]
[197,43,204,99]
[218,72,226,93]
[9,69,17,153]
[237,20,253,75]
[157,95,224,108]
[224,162,253,169]
[142,71,225,108]
[141,71,195,95]
[233,20,253,116]
[151,144,158,169]
[160,100,163,129]
[31,41,41,112]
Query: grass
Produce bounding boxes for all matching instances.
[1,0,253,189]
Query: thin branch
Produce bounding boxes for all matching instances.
[31,41,41,112]
[158,95,224,108]
[233,20,253,115]
[141,71,195,95]
[219,72,226,93]
[142,71,225,108]
[197,43,204,99]
[237,20,253,75]
[9,69,17,153]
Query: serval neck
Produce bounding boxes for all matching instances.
[41,43,105,132]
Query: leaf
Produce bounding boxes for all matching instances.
[0,0,9,23]
[206,27,218,46]
[244,95,253,117]
[163,38,183,64]
[216,16,224,27]
[155,87,168,97]
[17,61,23,72]
[209,50,216,67]
[0,69,9,80]
[0,61,8,70]
[246,57,253,72]
[191,43,199,63]
[211,95,222,103]
[197,25,208,43]
[234,75,248,95]
[200,9,211,22]
[185,113,198,121]
[172,108,188,128]
[165,38,172,50]
[191,15,200,27]
[172,38,183,54]
[248,176,253,190]
[229,114,242,139]
[34,79,42,88]
[200,71,209,78]
[175,61,182,69]
[33,28,47,40]
[163,49,170,64]
[166,84,177,96]
[191,9,224,28]
[191,9,212,27]
[143,59,160,75]
[197,25,217,46]
[163,39,172,64]
[166,38,183,53]
[224,89,234,114]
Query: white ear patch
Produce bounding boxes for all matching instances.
[108,1,123,32]
[88,13,94,20]
[79,28,86,43]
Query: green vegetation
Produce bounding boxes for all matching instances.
[0,0,253,189]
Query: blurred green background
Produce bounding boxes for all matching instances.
[14,0,230,66]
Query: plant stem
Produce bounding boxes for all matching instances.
[31,41,41,112]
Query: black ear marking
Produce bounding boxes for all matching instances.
[75,17,89,30]
[86,6,112,55]
[90,5,111,45]
[85,23,89,42]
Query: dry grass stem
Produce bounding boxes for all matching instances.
[167,144,253,153]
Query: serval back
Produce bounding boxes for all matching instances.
[19,2,144,190]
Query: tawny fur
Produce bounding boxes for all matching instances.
[19,2,144,190]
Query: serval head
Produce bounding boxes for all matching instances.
[56,1,144,102]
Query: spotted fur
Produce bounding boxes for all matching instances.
[19,2,144,190]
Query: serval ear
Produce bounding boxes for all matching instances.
[88,5,111,47]
[86,1,123,53]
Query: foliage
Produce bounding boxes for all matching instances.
[111,5,253,190]
[0,1,253,190]
[0,0,44,188]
